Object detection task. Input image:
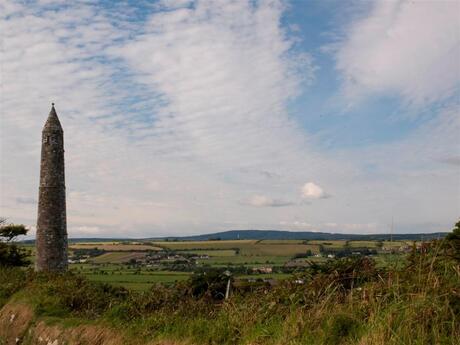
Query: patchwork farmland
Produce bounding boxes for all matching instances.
[64,238,412,290]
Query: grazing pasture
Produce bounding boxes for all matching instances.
[196,255,292,266]
[239,243,317,256]
[83,270,191,290]
[308,240,344,248]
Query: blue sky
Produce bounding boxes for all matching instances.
[287,1,434,149]
[1,0,459,238]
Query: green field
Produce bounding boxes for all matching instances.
[240,243,317,256]
[182,249,237,256]
[308,240,345,248]
[91,252,147,263]
[155,240,318,256]
[197,255,292,266]
[257,240,305,244]
[70,243,163,251]
[153,240,257,250]
[71,265,192,291]
[236,273,292,280]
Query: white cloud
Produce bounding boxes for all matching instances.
[301,182,329,199]
[335,0,460,107]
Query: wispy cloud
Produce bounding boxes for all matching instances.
[1,0,458,238]
[1,0,319,237]
[244,195,295,208]
[111,0,315,168]
[334,0,460,107]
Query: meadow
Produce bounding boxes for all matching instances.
[2,234,458,345]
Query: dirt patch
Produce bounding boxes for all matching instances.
[28,323,195,345]
[29,321,126,345]
[0,303,187,345]
[0,303,34,345]
[147,341,192,345]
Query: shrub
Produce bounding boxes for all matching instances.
[0,218,30,267]
[324,313,360,345]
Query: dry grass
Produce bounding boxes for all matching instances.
[70,243,163,251]
[240,244,317,256]
[91,252,147,263]
[153,240,257,250]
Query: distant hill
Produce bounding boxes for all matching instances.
[21,230,448,244]
[150,229,448,242]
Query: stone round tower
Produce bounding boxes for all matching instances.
[36,103,68,272]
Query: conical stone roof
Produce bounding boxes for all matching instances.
[43,103,63,132]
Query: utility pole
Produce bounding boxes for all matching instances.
[224,270,231,300]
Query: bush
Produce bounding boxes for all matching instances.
[190,269,231,300]
[0,218,30,267]
[324,314,360,344]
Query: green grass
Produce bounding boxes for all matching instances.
[153,240,257,250]
[348,240,380,247]
[105,282,157,291]
[258,240,306,244]
[2,236,460,345]
[236,273,292,280]
[90,252,147,263]
[70,243,163,251]
[70,263,121,271]
[155,241,316,256]
[83,271,191,290]
[182,249,236,256]
[240,244,317,256]
[308,240,346,248]
[374,253,406,268]
[197,255,291,265]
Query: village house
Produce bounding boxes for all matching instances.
[252,266,273,274]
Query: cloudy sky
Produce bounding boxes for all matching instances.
[1,0,459,238]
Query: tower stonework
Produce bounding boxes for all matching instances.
[36,104,68,271]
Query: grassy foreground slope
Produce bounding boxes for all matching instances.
[1,239,459,345]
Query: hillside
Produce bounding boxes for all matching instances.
[20,230,448,244]
[155,229,448,241]
[1,235,459,345]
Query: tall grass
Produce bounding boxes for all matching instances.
[1,240,459,345]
